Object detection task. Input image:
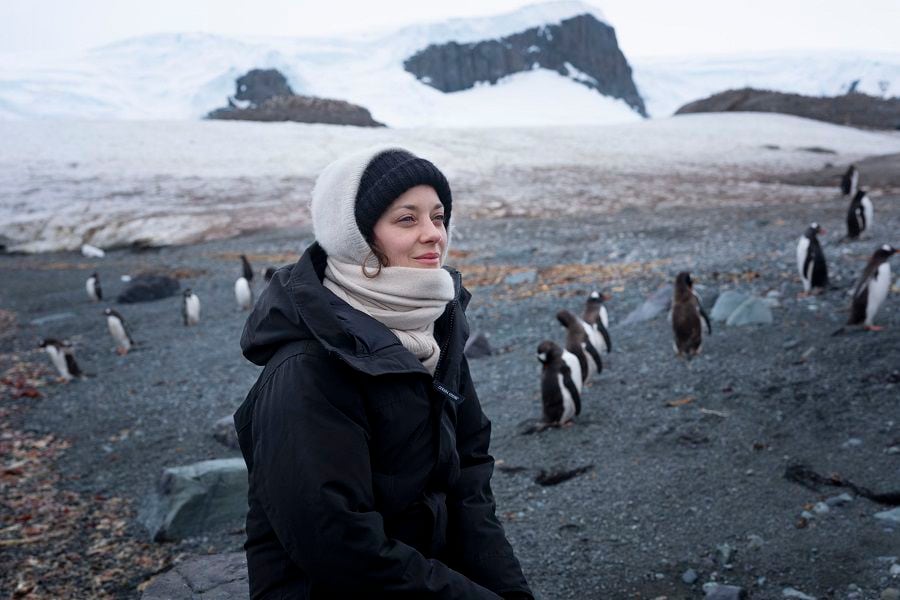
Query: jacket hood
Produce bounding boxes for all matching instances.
[240,243,469,377]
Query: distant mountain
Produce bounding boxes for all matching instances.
[1,3,899,126]
[403,13,646,116]
[675,88,900,130]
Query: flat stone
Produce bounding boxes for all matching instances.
[883,588,900,600]
[141,552,248,599]
[876,508,900,525]
[212,415,240,450]
[682,568,698,584]
[813,502,830,515]
[704,583,748,599]
[711,291,749,322]
[464,332,493,359]
[825,493,853,507]
[726,297,773,326]
[783,587,817,600]
[621,284,672,326]
[140,458,248,541]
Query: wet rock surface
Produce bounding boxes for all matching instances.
[2,179,898,597]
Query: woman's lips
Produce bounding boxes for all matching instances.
[414,252,440,264]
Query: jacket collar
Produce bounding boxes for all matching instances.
[291,243,465,378]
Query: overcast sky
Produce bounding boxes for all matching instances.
[4,0,900,58]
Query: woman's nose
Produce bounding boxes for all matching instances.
[420,219,443,243]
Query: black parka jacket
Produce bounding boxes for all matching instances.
[235,243,533,599]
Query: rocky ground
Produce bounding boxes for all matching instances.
[1,167,898,598]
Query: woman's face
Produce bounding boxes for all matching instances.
[372,185,447,269]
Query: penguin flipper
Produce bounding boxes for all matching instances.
[561,366,582,416]
[585,341,603,376]
[96,283,103,301]
[697,302,712,335]
[596,321,612,353]
[64,353,83,378]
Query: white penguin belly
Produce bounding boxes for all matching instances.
[235,277,252,309]
[86,279,98,301]
[561,350,583,394]
[862,197,874,230]
[558,374,576,424]
[107,317,131,350]
[796,237,810,291]
[580,318,606,355]
[45,346,71,380]
[866,263,891,325]
[185,295,201,324]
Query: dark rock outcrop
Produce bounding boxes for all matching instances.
[403,14,646,117]
[116,273,180,303]
[207,68,385,127]
[675,88,900,130]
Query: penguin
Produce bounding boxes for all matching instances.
[39,338,83,382]
[241,254,255,282]
[235,276,253,310]
[671,272,712,358]
[86,272,102,302]
[182,288,200,326]
[263,267,277,283]
[848,244,896,331]
[536,340,582,426]
[556,309,603,382]
[840,165,859,196]
[796,223,828,294]
[846,189,874,239]
[104,308,134,355]
[581,291,613,353]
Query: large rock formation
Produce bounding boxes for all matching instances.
[403,14,646,117]
[207,68,385,127]
[675,88,900,130]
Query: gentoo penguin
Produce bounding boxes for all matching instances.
[39,338,83,382]
[796,223,828,294]
[104,308,134,355]
[536,340,582,426]
[581,291,613,353]
[263,267,276,283]
[86,272,102,302]
[840,165,859,196]
[235,276,253,310]
[848,244,896,331]
[182,289,200,326]
[671,272,712,358]
[556,309,603,382]
[240,254,254,282]
[846,189,874,239]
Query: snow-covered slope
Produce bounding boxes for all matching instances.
[1,1,899,125]
[633,50,900,118]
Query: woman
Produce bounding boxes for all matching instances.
[235,146,533,599]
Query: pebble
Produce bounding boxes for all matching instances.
[882,589,900,600]
[812,502,830,515]
[842,438,863,448]
[747,534,765,550]
[801,510,815,520]
[875,508,900,525]
[783,587,816,599]
[825,493,853,507]
[682,568,698,584]
[703,583,748,599]
[891,563,900,577]
[717,542,734,565]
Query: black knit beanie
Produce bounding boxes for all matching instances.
[354,149,452,244]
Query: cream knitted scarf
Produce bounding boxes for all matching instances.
[323,257,455,374]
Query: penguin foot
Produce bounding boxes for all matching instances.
[864,325,885,332]
[116,347,129,356]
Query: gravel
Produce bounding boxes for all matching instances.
[1,179,898,598]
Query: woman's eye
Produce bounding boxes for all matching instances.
[432,214,445,223]
[398,215,415,223]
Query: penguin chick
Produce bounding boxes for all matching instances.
[556,309,603,382]
[536,340,582,427]
[581,291,612,353]
[671,272,711,359]
[86,272,102,302]
[840,164,858,196]
[846,190,873,239]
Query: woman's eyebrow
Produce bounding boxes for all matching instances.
[392,203,443,212]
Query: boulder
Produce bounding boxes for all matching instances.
[621,284,671,326]
[141,458,248,541]
[213,415,240,450]
[117,273,180,303]
[710,291,749,322]
[703,584,748,599]
[141,552,248,599]
[464,332,493,359]
[875,507,900,524]
[726,297,774,326]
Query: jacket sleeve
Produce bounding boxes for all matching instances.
[251,352,502,599]
[445,356,534,599]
